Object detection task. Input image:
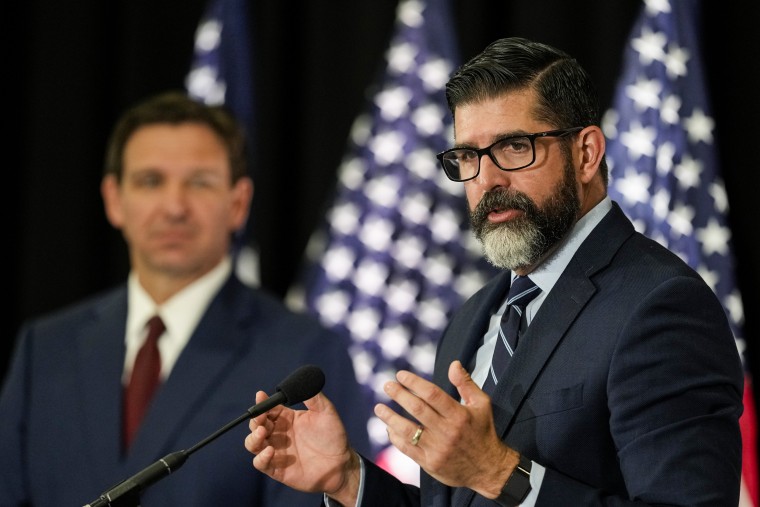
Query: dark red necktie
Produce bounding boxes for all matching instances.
[123,315,165,449]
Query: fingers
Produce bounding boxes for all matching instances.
[246,390,280,455]
[251,443,274,473]
[387,365,466,425]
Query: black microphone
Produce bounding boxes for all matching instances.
[84,364,325,507]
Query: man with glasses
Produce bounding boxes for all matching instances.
[243,37,743,506]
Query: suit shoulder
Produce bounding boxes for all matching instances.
[224,279,346,342]
[19,285,125,334]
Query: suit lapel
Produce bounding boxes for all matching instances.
[490,203,635,438]
[76,289,130,483]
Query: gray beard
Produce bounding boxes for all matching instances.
[480,220,542,271]
[470,159,580,271]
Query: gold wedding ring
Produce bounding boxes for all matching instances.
[411,426,424,446]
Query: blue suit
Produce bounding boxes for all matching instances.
[360,203,743,506]
[0,274,372,507]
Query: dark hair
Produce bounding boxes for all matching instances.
[104,91,248,182]
[446,37,608,182]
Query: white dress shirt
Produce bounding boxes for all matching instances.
[122,256,233,384]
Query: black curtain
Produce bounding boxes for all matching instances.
[8,1,760,413]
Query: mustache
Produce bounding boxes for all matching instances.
[470,189,537,232]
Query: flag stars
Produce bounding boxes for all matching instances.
[354,260,390,297]
[631,27,666,65]
[387,42,418,74]
[454,267,490,299]
[667,203,695,236]
[408,340,437,375]
[674,153,703,190]
[655,141,675,175]
[724,291,745,328]
[347,306,383,342]
[660,94,681,124]
[370,130,407,165]
[322,245,356,282]
[392,234,425,269]
[697,265,719,292]
[375,86,412,122]
[338,157,369,192]
[416,298,448,330]
[400,191,432,225]
[397,0,424,28]
[412,103,446,136]
[613,167,652,205]
[709,182,729,213]
[621,121,657,159]
[385,280,419,315]
[418,58,452,92]
[406,148,439,181]
[663,43,690,79]
[422,253,455,286]
[359,216,395,251]
[365,175,402,208]
[315,290,352,326]
[430,207,462,243]
[683,108,714,144]
[696,218,731,256]
[626,77,662,111]
[644,0,671,16]
[328,201,361,235]
[651,187,672,220]
[378,324,412,359]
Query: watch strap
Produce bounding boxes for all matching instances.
[494,453,532,506]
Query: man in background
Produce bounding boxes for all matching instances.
[0,91,371,506]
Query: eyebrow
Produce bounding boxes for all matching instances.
[453,130,532,150]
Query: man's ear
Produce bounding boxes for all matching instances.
[230,176,254,231]
[577,126,606,184]
[101,174,124,228]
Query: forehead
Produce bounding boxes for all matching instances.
[123,123,228,169]
[453,89,539,143]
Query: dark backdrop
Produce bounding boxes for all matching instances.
[8,1,759,413]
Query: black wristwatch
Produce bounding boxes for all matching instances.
[494,454,532,506]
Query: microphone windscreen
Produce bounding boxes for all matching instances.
[276,365,325,406]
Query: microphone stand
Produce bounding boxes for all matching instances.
[84,394,285,507]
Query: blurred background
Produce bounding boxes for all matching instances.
[8,0,759,464]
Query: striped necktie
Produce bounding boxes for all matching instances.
[482,276,540,394]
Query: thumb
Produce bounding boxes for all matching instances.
[303,391,336,413]
[448,360,483,406]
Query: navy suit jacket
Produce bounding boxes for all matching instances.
[0,274,372,507]
[360,203,743,506]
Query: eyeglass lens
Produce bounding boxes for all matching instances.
[441,136,534,181]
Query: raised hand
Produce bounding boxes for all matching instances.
[374,360,521,500]
[245,390,362,505]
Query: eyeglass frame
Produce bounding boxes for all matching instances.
[436,126,585,182]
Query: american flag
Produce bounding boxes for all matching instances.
[602,0,758,504]
[286,0,500,482]
[185,0,260,286]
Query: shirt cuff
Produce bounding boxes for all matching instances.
[323,452,366,507]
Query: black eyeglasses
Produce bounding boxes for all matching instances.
[436,126,584,182]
